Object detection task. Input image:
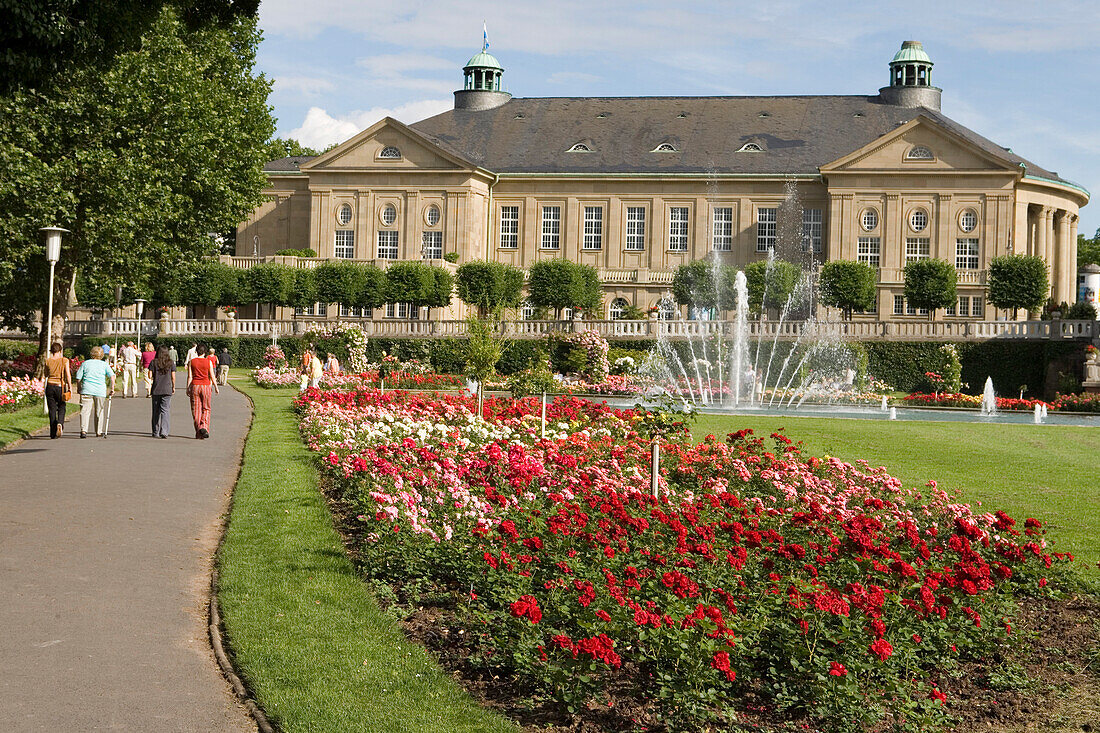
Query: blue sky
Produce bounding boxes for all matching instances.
[256,0,1099,235]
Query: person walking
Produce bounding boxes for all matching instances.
[120,341,140,397]
[216,347,232,386]
[206,346,218,378]
[44,343,72,439]
[186,344,218,439]
[324,352,341,375]
[150,345,176,438]
[75,346,115,438]
[307,348,323,390]
[168,344,178,366]
[140,342,156,397]
[184,342,198,364]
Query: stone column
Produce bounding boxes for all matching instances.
[1054,210,1071,303]
[1069,215,1080,302]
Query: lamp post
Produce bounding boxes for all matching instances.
[135,298,146,338]
[40,226,68,413]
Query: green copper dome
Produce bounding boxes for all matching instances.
[891,41,932,65]
[464,51,503,70]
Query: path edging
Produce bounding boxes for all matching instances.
[207,381,277,733]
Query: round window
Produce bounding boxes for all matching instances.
[861,208,878,232]
[959,210,978,233]
[380,204,397,226]
[909,209,928,232]
[336,203,352,225]
[425,205,440,227]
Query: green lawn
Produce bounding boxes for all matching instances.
[0,402,48,449]
[691,414,1100,582]
[218,378,518,733]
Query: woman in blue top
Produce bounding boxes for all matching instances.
[75,346,116,438]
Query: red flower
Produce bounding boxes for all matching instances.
[510,595,542,624]
[711,651,736,682]
[869,638,893,661]
[931,687,947,703]
[828,661,847,677]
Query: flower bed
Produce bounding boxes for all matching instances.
[251,367,463,391]
[903,392,1100,413]
[296,386,1074,731]
[0,375,45,412]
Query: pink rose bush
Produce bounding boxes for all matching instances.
[0,374,45,411]
[297,386,1074,731]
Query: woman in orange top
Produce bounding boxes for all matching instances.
[186,344,219,439]
[44,342,72,439]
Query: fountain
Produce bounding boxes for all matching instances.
[889,407,897,420]
[980,377,997,415]
[881,395,888,412]
[1033,404,1042,424]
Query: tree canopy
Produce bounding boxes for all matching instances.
[743,259,802,314]
[385,262,453,309]
[1078,227,1100,269]
[818,260,878,320]
[528,260,602,315]
[903,259,958,318]
[671,260,719,311]
[987,254,1049,319]
[456,261,524,314]
[263,137,320,162]
[0,6,272,351]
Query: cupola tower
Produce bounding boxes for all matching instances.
[454,41,511,110]
[878,40,941,111]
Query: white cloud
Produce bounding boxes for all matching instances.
[287,100,453,150]
[272,75,335,96]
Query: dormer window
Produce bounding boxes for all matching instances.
[568,142,593,152]
[653,143,678,153]
[379,146,402,159]
[738,142,764,152]
[906,145,934,160]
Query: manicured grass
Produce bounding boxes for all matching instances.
[692,414,1100,582]
[0,402,48,449]
[218,380,519,733]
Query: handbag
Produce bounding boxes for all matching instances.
[61,359,72,401]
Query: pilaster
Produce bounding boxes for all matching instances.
[884,193,901,270]
[935,193,952,261]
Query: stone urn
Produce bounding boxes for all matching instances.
[1084,348,1100,393]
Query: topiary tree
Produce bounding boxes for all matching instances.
[355,264,387,311]
[242,263,294,310]
[287,267,317,311]
[315,261,366,311]
[528,259,602,317]
[384,261,434,307]
[987,254,1049,320]
[456,260,524,316]
[427,265,454,309]
[743,259,802,314]
[903,259,957,320]
[671,260,719,311]
[818,260,877,321]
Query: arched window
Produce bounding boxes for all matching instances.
[738,142,764,152]
[521,300,536,321]
[608,298,629,320]
[379,146,402,159]
[658,300,677,321]
[653,143,678,152]
[336,203,352,225]
[906,145,934,160]
[568,142,592,152]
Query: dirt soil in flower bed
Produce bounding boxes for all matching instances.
[320,476,1100,733]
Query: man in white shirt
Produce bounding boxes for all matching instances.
[184,342,198,364]
[120,341,141,397]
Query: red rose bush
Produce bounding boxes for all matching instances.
[297,387,1074,731]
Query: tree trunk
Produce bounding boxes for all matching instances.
[35,266,76,377]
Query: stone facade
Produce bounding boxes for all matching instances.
[236,42,1088,323]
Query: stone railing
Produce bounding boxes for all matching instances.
[31,317,1097,343]
[878,267,987,286]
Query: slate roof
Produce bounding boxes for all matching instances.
[409,95,1069,184]
[264,155,317,172]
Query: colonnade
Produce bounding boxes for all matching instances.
[1027,204,1078,304]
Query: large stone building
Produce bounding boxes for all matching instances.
[237,40,1088,322]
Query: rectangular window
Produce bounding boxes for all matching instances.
[499,205,519,249]
[421,231,443,259]
[625,207,646,251]
[334,230,355,259]
[946,300,957,317]
[340,305,369,318]
[668,206,689,251]
[376,230,399,259]
[956,238,980,269]
[541,206,561,249]
[857,236,880,267]
[756,207,777,252]
[582,206,603,250]
[385,303,419,319]
[903,300,928,316]
[801,208,822,253]
[905,237,930,263]
[295,302,327,317]
[971,296,983,318]
[893,295,905,315]
[956,296,969,317]
[712,207,733,251]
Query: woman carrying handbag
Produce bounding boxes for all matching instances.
[44,343,72,439]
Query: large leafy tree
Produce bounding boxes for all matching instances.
[528,260,602,316]
[903,259,957,320]
[671,260,719,311]
[0,0,259,93]
[1077,227,1100,269]
[987,254,1049,319]
[743,259,802,314]
[315,261,367,310]
[456,260,524,316]
[263,137,320,161]
[818,260,878,321]
[0,7,273,364]
[385,262,454,310]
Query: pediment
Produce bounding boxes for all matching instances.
[301,117,472,172]
[821,116,1018,175]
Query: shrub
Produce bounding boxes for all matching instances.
[1065,300,1097,320]
[443,251,459,263]
[275,248,317,257]
[987,255,1048,319]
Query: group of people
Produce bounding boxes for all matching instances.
[297,345,341,392]
[45,341,233,441]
